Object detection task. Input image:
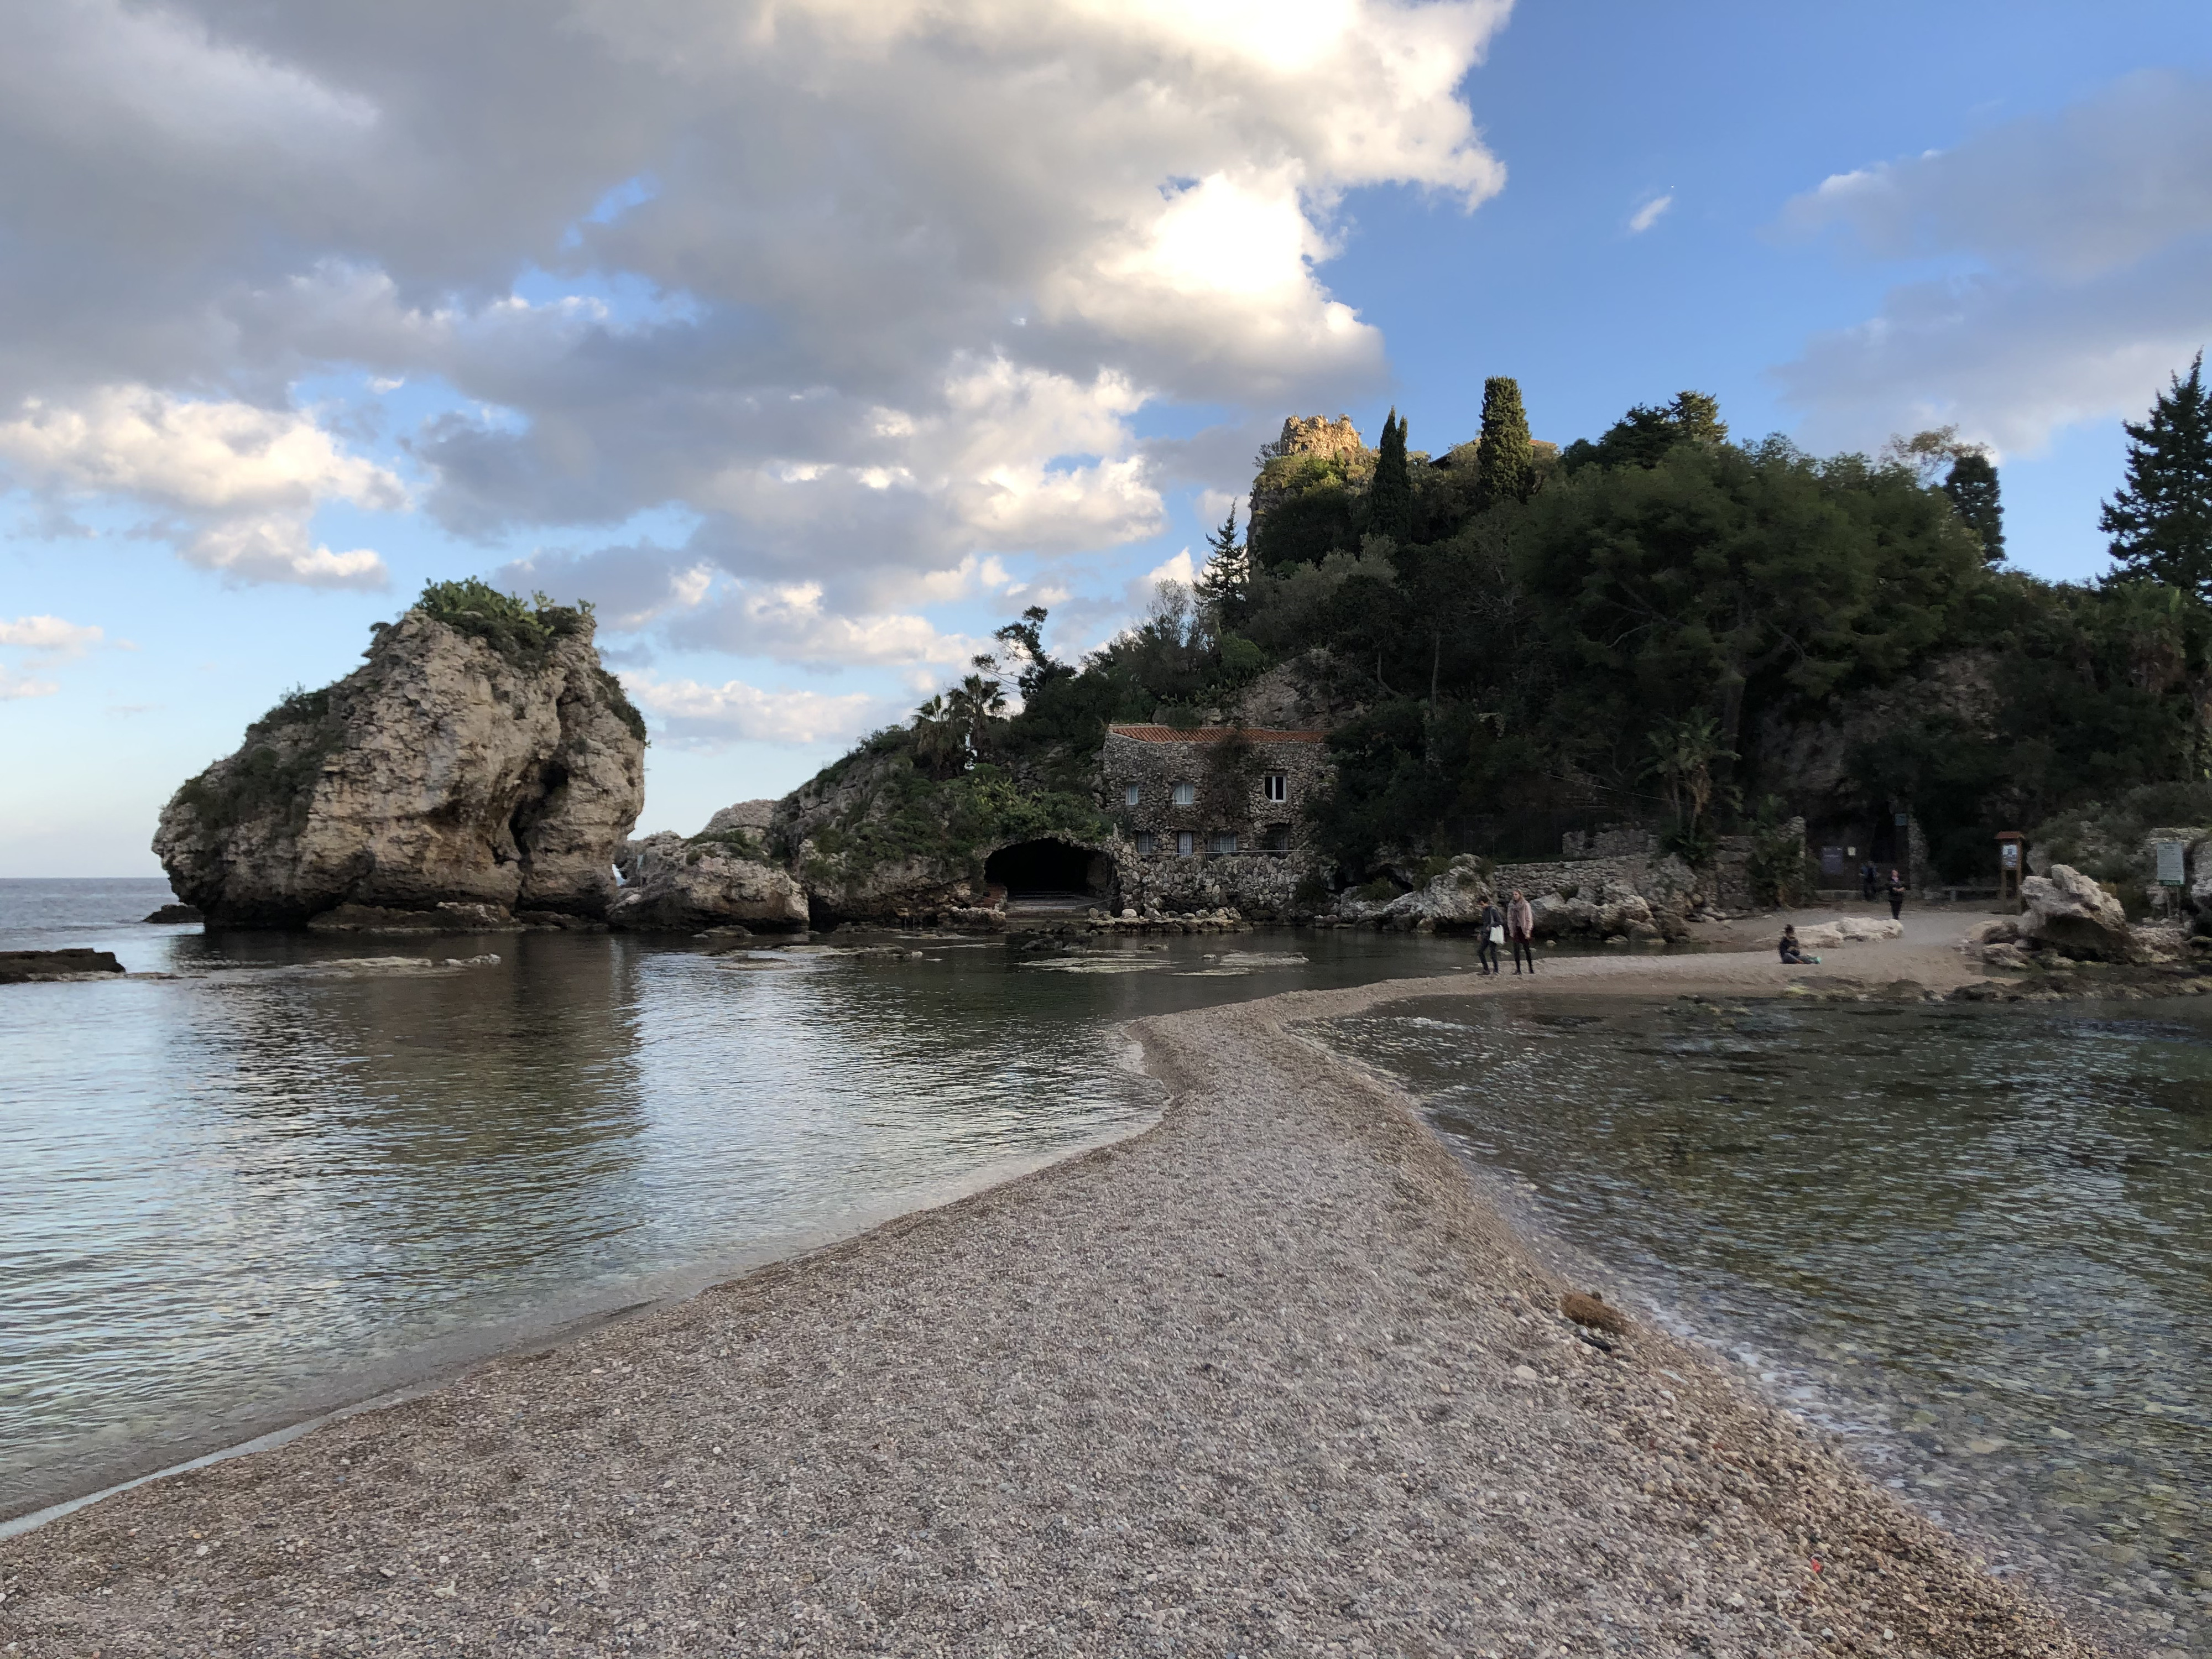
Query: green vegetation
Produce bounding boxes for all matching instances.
[415,578,589,669]
[2104,353,2212,596]
[800,352,2212,891]
[801,763,1107,895]
[173,685,346,836]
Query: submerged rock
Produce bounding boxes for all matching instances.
[154,597,645,927]
[609,825,808,932]
[143,902,202,924]
[2018,863,2135,961]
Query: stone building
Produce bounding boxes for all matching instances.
[1100,724,1333,916]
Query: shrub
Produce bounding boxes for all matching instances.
[416,578,591,672]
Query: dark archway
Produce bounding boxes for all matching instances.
[985,838,1108,901]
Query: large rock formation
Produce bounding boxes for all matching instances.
[2017,863,2134,961]
[154,602,645,926]
[609,815,808,932]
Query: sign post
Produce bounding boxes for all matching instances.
[1997,832,2025,911]
[2156,838,2187,919]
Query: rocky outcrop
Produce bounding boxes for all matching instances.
[608,825,808,932]
[154,604,645,927]
[1350,852,1698,940]
[2018,864,2134,961]
[1794,916,1904,949]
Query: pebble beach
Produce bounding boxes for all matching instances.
[0,926,2106,1656]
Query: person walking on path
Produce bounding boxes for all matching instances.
[1507,890,1537,975]
[1886,868,1906,921]
[1475,896,1504,975]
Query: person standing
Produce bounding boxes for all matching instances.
[1475,895,1504,975]
[1886,868,1906,921]
[1859,859,1878,902]
[1507,889,1537,975]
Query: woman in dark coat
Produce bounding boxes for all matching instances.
[1886,869,1906,921]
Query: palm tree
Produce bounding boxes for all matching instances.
[911,694,966,779]
[1643,712,1736,827]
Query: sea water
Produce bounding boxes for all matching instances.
[0,878,1474,1519]
[1324,993,2212,1656]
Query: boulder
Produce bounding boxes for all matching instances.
[154,605,644,926]
[2018,864,2134,961]
[143,903,202,924]
[1,948,124,983]
[306,901,525,933]
[608,828,809,932]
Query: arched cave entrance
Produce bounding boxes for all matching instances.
[985,838,1110,907]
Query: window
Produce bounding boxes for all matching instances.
[1135,831,1157,854]
[1171,781,1195,807]
[1175,831,1195,857]
[1207,831,1238,855]
[1124,782,1140,807]
[1260,823,1291,852]
[1264,772,1287,802]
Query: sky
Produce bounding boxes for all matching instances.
[4,0,2210,877]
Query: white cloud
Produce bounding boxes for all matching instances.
[0,612,105,700]
[0,614,103,659]
[1627,194,1672,235]
[669,583,987,669]
[0,0,1510,638]
[0,387,400,587]
[623,670,888,748]
[1775,70,2212,453]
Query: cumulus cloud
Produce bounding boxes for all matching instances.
[623,670,888,748]
[0,0,1509,637]
[1775,70,2212,453]
[0,387,400,586]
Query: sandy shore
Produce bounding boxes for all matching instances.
[0,912,2104,1656]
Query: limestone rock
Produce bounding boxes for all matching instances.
[2018,863,2133,961]
[143,903,201,924]
[608,828,808,932]
[306,901,524,933]
[154,607,644,927]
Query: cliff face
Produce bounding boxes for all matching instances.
[609,822,809,932]
[155,608,645,926]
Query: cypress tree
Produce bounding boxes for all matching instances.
[1942,451,2005,562]
[1474,377,1534,505]
[1369,409,1412,543]
[2104,352,2212,595]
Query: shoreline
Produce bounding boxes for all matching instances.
[0,924,2107,1656]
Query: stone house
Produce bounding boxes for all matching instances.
[1100,724,1333,915]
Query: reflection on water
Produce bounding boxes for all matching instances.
[1,879,1477,1517]
[1323,994,2212,1656]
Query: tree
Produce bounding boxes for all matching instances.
[991,606,1071,701]
[1642,712,1735,828]
[1474,376,1534,507]
[1194,505,1251,627]
[1943,451,2005,562]
[2104,352,2212,596]
[1562,390,1728,472]
[1369,409,1412,543]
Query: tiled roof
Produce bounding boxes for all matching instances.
[1107,723,1327,744]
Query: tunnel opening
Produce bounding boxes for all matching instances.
[985,838,1109,907]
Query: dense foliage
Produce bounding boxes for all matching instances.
[822,357,2212,889]
[411,578,646,743]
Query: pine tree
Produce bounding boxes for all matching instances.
[1942,451,2005,562]
[1194,505,1250,627]
[1369,409,1412,543]
[1668,390,1728,446]
[1474,377,1534,505]
[2104,352,2212,595]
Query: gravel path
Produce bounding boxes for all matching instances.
[0,926,2101,1657]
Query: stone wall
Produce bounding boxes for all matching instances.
[1100,724,1334,917]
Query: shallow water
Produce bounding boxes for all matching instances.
[1,878,1478,1517]
[1322,994,2212,1655]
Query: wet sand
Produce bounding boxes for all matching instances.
[0,913,2102,1656]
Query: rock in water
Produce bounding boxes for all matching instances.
[2018,863,2135,961]
[154,594,645,927]
[609,826,809,932]
[1,949,124,983]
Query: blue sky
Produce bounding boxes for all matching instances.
[4,0,2210,877]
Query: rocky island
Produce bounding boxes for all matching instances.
[153,582,646,930]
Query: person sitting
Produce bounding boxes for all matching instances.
[1778,924,1820,965]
